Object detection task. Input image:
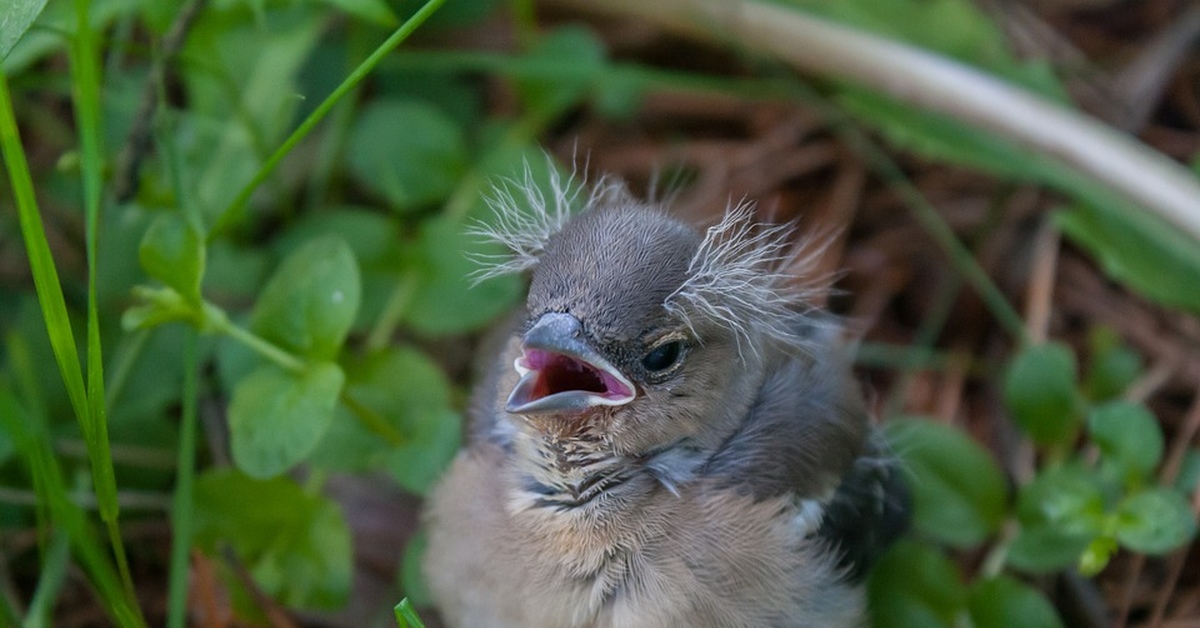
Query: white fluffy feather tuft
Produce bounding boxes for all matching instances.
[467,160,628,283]
[664,202,831,357]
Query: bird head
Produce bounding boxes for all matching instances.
[472,168,827,462]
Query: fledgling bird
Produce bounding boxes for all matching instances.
[423,169,907,628]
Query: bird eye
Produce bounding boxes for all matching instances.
[642,340,684,372]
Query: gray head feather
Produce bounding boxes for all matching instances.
[472,166,829,355]
[467,162,627,283]
[664,201,830,357]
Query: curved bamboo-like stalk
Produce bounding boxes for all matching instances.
[546,0,1200,243]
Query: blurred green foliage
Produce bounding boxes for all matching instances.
[1,0,1197,625]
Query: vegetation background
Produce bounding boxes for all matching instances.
[0,0,1198,626]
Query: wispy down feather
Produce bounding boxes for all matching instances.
[471,164,833,355]
[467,161,628,283]
[664,201,833,357]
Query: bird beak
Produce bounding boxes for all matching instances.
[506,312,637,415]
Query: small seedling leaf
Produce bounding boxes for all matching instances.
[0,0,47,60]
[347,99,467,212]
[1084,327,1141,401]
[884,418,1008,548]
[229,362,344,479]
[868,539,966,628]
[1006,523,1092,574]
[402,215,523,336]
[139,213,206,304]
[192,469,352,609]
[1087,401,1163,485]
[1115,488,1197,555]
[968,576,1064,628]
[251,236,361,361]
[1003,342,1082,446]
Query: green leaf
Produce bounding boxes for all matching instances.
[1087,401,1163,485]
[1056,201,1200,315]
[1003,342,1083,446]
[1078,535,1118,576]
[386,406,461,495]
[275,208,402,268]
[319,0,398,26]
[1083,327,1141,401]
[1006,524,1092,574]
[1009,464,1107,573]
[228,362,345,479]
[867,539,966,628]
[181,10,324,221]
[138,213,206,304]
[1114,488,1197,555]
[309,346,461,494]
[0,0,48,60]
[251,236,361,361]
[884,418,1008,548]
[192,469,352,609]
[402,214,523,336]
[514,26,606,115]
[795,0,1065,97]
[1016,464,1106,534]
[968,576,1063,628]
[395,598,427,628]
[400,530,432,607]
[1176,449,1200,494]
[346,99,468,212]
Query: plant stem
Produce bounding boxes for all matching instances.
[166,331,199,628]
[211,0,449,238]
[212,315,308,374]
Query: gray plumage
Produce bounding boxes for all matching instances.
[424,173,906,628]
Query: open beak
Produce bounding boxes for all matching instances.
[505,312,637,415]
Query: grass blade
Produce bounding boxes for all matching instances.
[3,339,146,628]
[23,530,69,628]
[0,71,89,446]
[210,0,448,237]
[394,598,426,628]
[166,331,199,628]
[68,0,137,604]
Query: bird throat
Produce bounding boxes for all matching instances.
[512,417,641,511]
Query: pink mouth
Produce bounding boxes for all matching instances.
[518,349,635,402]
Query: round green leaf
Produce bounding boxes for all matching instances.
[251,235,361,360]
[274,207,401,268]
[1115,488,1198,555]
[346,99,467,212]
[1087,401,1163,485]
[1016,464,1105,534]
[387,407,461,495]
[139,213,205,303]
[1175,449,1200,494]
[1084,327,1141,401]
[884,418,1008,548]
[402,215,523,336]
[514,26,605,115]
[968,576,1063,628]
[1006,524,1092,574]
[868,539,966,628]
[1003,342,1083,446]
[229,362,344,479]
[308,346,461,494]
[192,469,351,609]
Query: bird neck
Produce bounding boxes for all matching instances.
[508,423,656,512]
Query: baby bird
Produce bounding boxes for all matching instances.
[423,170,906,628]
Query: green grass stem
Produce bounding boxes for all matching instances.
[210,0,448,238]
[166,330,199,628]
[69,0,138,604]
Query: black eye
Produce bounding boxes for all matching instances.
[642,341,683,372]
